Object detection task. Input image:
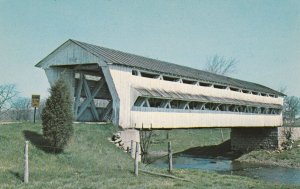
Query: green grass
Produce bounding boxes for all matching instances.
[238,140,300,168]
[0,122,297,188]
[149,128,231,153]
[295,119,300,127]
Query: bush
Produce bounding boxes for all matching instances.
[282,127,294,150]
[41,77,73,152]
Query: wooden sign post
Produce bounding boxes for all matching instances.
[31,95,40,123]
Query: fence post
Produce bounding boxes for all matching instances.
[220,128,224,142]
[130,140,134,158]
[33,107,36,124]
[168,141,173,172]
[134,142,139,176]
[24,141,29,183]
[166,130,169,140]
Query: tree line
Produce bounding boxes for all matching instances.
[0,84,45,121]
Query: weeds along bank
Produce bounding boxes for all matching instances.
[237,140,300,168]
[0,122,297,189]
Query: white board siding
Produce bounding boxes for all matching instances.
[107,65,132,127]
[130,75,283,105]
[38,41,106,69]
[45,67,73,85]
[45,67,75,94]
[130,111,282,129]
[45,67,76,111]
[108,64,283,129]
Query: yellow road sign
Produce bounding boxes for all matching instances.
[31,95,40,107]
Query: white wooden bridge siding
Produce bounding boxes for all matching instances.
[108,64,283,129]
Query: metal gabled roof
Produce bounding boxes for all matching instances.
[36,39,284,96]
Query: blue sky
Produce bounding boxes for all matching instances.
[0,0,299,98]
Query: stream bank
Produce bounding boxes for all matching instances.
[147,140,300,184]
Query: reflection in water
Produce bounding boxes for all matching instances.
[152,154,300,185]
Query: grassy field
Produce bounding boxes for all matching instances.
[0,122,298,188]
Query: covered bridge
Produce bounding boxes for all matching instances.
[36,39,285,151]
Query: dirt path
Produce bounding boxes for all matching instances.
[0,121,21,125]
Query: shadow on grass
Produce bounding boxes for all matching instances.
[9,170,22,181]
[145,140,246,165]
[177,140,244,160]
[23,130,62,154]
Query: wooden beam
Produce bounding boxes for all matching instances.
[140,98,146,107]
[184,103,190,110]
[233,105,239,112]
[179,101,189,109]
[225,104,229,111]
[145,99,150,107]
[100,65,120,125]
[165,103,171,109]
[75,71,102,77]
[101,101,113,121]
[139,169,194,183]
[195,102,204,110]
[140,98,150,107]
[135,97,146,107]
[160,99,171,108]
[179,101,190,109]
[77,77,105,120]
[82,78,101,120]
[200,103,206,110]
[155,75,163,80]
[74,73,83,119]
[213,104,221,110]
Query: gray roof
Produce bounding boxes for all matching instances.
[39,39,284,96]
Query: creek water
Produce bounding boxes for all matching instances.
[151,154,300,185]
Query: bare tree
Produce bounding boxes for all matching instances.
[11,97,31,121]
[283,96,300,126]
[278,86,300,125]
[140,130,153,163]
[0,84,18,115]
[278,87,300,149]
[204,55,238,141]
[278,86,287,95]
[204,55,238,76]
[281,96,300,149]
[36,98,47,120]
